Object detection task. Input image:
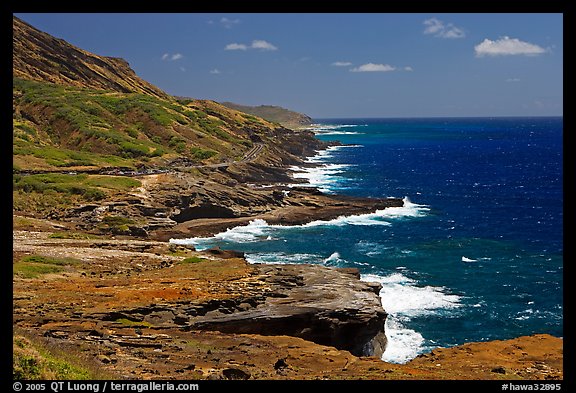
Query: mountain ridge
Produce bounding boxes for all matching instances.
[13,15,324,175]
[13,16,169,99]
[220,101,313,129]
[11,15,562,382]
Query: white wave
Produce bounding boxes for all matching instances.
[323,252,342,265]
[378,197,430,219]
[171,200,430,249]
[289,163,352,194]
[361,272,461,363]
[462,256,492,263]
[316,131,364,135]
[306,124,368,133]
[169,219,271,249]
[324,144,364,151]
[381,318,425,364]
[290,144,367,192]
[304,144,363,163]
[298,198,429,228]
[245,252,322,265]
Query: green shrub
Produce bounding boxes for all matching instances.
[119,141,150,157]
[13,263,64,278]
[190,147,217,160]
[85,176,141,190]
[115,318,153,328]
[180,256,206,264]
[12,173,107,201]
[13,334,97,380]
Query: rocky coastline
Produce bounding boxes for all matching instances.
[12,14,563,380]
[12,149,564,379]
[13,224,563,380]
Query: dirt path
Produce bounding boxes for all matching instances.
[130,173,161,201]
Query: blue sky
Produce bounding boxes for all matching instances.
[14,13,563,118]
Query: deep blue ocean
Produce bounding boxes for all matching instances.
[173,117,563,363]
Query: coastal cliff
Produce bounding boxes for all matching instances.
[220,102,313,129]
[13,224,563,380]
[13,227,387,359]
[12,16,563,381]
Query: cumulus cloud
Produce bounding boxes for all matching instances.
[225,40,278,51]
[332,61,352,66]
[404,66,414,72]
[220,17,240,28]
[350,63,396,72]
[250,40,278,51]
[474,36,547,57]
[225,43,248,51]
[423,17,465,39]
[162,53,183,61]
[209,69,221,74]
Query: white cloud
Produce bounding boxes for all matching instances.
[225,40,278,51]
[506,78,521,82]
[162,53,183,61]
[475,36,547,57]
[210,69,221,74]
[423,17,465,39]
[250,40,278,51]
[225,43,248,51]
[332,61,352,66]
[423,17,444,35]
[350,63,396,72]
[180,67,186,72]
[220,17,240,28]
[404,66,414,72]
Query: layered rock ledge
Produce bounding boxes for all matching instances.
[189,263,387,358]
[12,223,563,380]
[13,228,388,359]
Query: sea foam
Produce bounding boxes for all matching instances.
[289,144,363,193]
[361,272,461,363]
[170,198,429,250]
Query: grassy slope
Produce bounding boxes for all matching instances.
[220,101,312,128]
[13,78,279,172]
[13,333,114,380]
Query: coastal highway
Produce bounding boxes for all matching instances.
[174,142,265,170]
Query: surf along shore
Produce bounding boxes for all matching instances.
[14,140,563,380]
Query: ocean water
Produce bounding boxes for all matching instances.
[172,117,563,364]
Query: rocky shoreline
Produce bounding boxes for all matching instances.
[12,145,564,380]
[12,224,563,380]
[12,14,563,380]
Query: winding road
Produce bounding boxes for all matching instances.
[177,143,265,170]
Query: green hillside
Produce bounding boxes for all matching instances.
[220,102,313,129]
[13,78,280,171]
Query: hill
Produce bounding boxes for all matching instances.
[12,14,328,227]
[220,102,313,129]
[13,16,321,174]
[12,16,562,382]
[13,16,168,99]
